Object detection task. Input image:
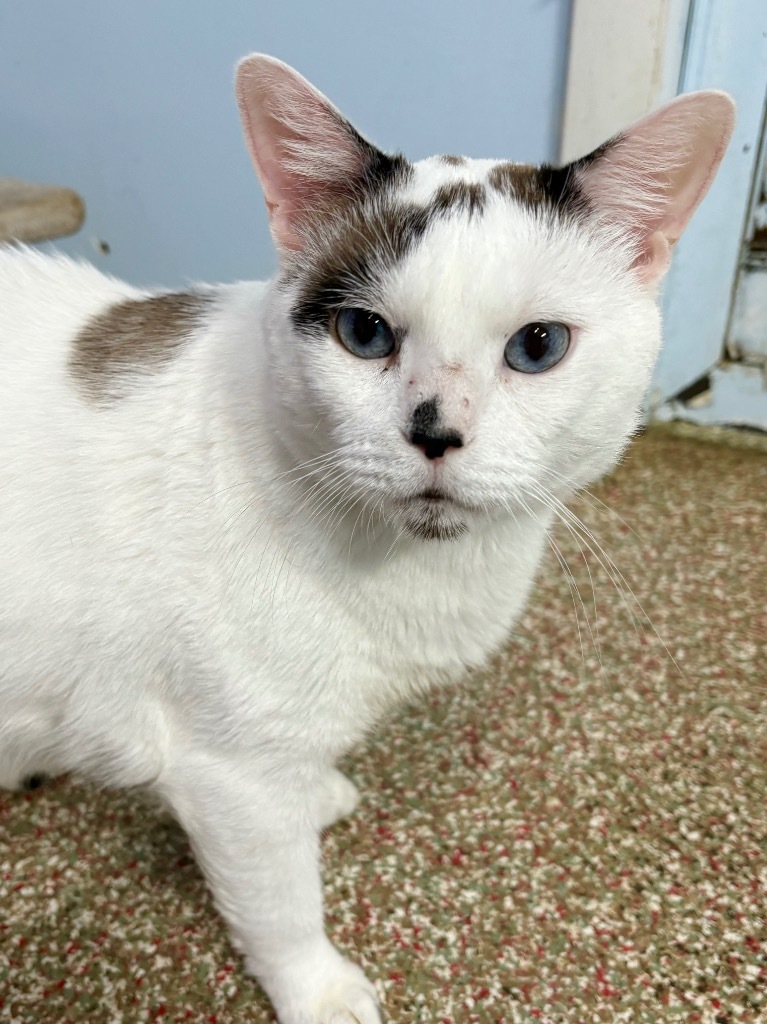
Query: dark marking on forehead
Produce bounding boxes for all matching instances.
[287,143,426,336]
[288,133,620,340]
[488,162,550,207]
[70,291,211,403]
[539,137,618,212]
[289,160,493,335]
[290,195,430,336]
[489,159,583,212]
[431,180,486,218]
[488,136,620,217]
[440,154,467,166]
[356,146,411,195]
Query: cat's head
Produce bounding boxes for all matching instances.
[236,55,733,541]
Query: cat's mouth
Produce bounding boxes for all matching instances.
[408,488,475,512]
[416,487,449,503]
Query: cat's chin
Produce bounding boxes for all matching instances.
[396,497,470,542]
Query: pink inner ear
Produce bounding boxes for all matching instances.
[236,55,369,252]
[575,91,735,284]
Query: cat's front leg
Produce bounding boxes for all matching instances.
[314,767,361,830]
[155,752,381,1024]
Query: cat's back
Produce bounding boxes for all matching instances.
[0,249,160,647]
[0,247,143,514]
[0,246,136,390]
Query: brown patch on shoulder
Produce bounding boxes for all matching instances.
[440,154,466,166]
[431,180,486,218]
[70,291,211,403]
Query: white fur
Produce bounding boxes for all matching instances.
[0,56,733,1024]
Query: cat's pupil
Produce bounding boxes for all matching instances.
[523,324,550,361]
[354,311,379,345]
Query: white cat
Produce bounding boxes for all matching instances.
[0,54,733,1024]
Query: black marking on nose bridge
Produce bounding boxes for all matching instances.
[411,397,440,434]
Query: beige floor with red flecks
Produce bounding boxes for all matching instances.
[1,429,766,1024]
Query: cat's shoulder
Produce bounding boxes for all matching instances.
[0,248,235,403]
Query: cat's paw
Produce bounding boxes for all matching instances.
[314,979,382,1024]
[274,957,382,1024]
[315,768,361,829]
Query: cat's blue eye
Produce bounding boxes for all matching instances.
[504,322,571,373]
[334,308,396,359]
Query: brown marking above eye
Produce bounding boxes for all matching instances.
[289,142,605,342]
[440,154,467,166]
[69,291,212,403]
[289,196,430,337]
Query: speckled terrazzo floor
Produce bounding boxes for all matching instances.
[1,430,766,1024]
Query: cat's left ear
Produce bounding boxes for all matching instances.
[236,54,397,254]
[567,91,735,286]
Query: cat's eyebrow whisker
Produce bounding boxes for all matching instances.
[331,204,399,275]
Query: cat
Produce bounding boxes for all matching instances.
[0,53,733,1024]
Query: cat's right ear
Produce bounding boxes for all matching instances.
[236,54,394,254]
[563,91,735,287]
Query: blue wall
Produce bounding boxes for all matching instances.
[0,1,572,288]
